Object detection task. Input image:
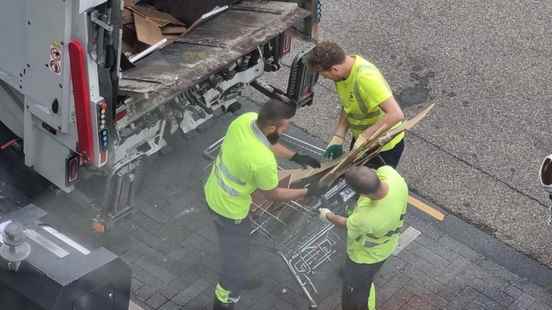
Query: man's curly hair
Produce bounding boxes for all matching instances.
[308,41,346,71]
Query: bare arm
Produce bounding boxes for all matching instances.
[326,212,347,227]
[334,109,350,138]
[259,187,307,202]
[359,96,404,139]
[271,143,296,159]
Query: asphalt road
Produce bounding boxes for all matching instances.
[249,0,552,267]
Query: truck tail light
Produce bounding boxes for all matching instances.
[68,40,94,163]
[280,31,292,56]
[97,100,109,166]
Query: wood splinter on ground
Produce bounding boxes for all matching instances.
[408,195,446,221]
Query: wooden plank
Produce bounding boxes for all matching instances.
[408,195,445,221]
[318,104,435,187]
[279,158,342,184]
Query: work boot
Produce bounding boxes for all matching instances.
[212,296,234,310]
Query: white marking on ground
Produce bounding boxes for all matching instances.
[393,226,421,256]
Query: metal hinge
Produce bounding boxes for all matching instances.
[90,10,113,32]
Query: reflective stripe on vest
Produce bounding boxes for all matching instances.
[216,153,246,186]
[214,153,247,197]
[214,164,240,197]
[357,213,406,249]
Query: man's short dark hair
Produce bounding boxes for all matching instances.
[257,99,296,128]
[344,166,381,195]
[308,41,346,71]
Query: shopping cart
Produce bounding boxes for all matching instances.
[202,133,356,308]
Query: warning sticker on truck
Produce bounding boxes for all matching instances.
[48,42,63,75]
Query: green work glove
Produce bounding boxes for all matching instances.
[323,135,344,159]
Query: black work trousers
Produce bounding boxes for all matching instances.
[350,139,405,169]
[341,256,385,310]
[212,213,251,303]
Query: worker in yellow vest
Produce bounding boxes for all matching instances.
[308,41,405,168]
[204,99,323,310]
[320,166,408,310]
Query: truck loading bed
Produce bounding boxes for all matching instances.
[118,1,307,126]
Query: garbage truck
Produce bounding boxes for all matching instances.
[0,0,320,225]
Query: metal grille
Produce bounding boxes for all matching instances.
[202,133,353,308]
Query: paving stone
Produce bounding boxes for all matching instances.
[514,280,552,306]
[413,234,461,263]
[407,240,451,268]
[505,285,525,300]
[132,277,145,292]
[470,293,504,310]
[527,302,552,310]
[402,261,448,294]
[140,201,172,224]
[317,292,341,310]
[405,278,449,309]
[135,285,159,302]
[180,233,213,252]
[269,283,309,309]
[146,293,169,309]
[271,298,297,310]
[380,287,415,310]
[467,271,515,307]
[131,224,172,254]
[158,301,181,310]
[378,273,411,306]
[132,211,165,238]
[131,299,154,310]
[509,292,536,310]
[135,256,177,285]
[399,295,434,310]
[379,255,408,275]
[172,279,210,306]
[179,289,212,310]
[435,275,470,301]
[240,279,281,309]
[438,255,472,283]
[438,235,485,262]
[399,250,447,284]
[473,257,522,283]
[131,264,166,289]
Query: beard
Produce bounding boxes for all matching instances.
[266,132,280,145]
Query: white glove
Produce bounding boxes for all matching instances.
[319,208,334,222]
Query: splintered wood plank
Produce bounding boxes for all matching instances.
[408,195,445,221]
[279,158,343,184]
[319,104,435,186]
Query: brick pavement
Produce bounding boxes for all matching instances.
[112,120,552,310]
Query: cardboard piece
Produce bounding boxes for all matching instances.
[278,104,435,187]
[126,4,186,27]
[123,2,187,47]
[133,13,165,45]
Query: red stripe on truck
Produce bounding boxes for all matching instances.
[68,40,93,163]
